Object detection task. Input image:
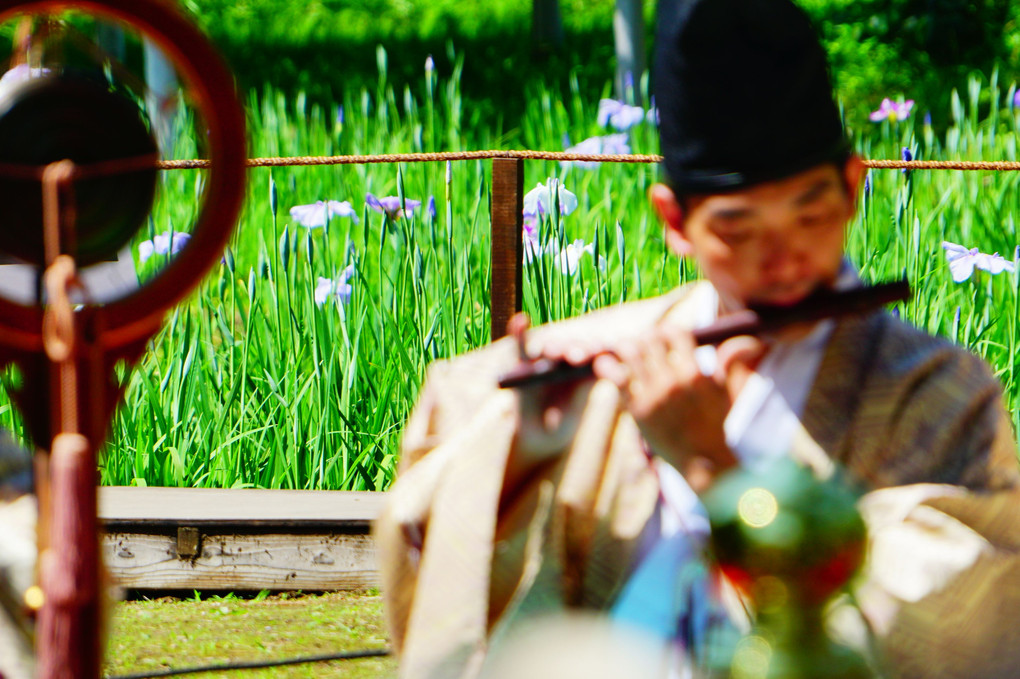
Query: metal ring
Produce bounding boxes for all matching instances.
[0,0,246,356]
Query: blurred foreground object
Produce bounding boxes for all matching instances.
[0,428,36,679]
[702,459,872,678]
[481,612,665,679]
[0,427,31,498]
[0,2,246,677]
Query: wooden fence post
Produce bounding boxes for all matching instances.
[490,157,524,341]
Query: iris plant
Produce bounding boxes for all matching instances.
[869,98,914,122]
[646,96,659,126]
[597,98,645,131]
[523,219,542,264]
[522,179,579,266]
[553,239,606,276]
[523,179,578,219]
[315,264,357,306]
[366,193,421,219]
[289,200,359,227]
[561,134,631,170]
[942,241,1016,282]
[139,231,191,263]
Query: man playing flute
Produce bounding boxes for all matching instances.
[375,0,1020,676]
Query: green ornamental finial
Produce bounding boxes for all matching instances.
[701,459,873,679]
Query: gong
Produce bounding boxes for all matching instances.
[0,3,247,678]
[0,0,246,356]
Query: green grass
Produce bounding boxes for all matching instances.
[103,590,395,678]
[3,45,1020,492]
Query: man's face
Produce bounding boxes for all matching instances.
[654,159,864,311]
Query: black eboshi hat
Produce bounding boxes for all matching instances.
[654,0,849,194]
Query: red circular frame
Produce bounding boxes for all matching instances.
[0,0,246,353]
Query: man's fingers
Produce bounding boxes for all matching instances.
[592,352,630,389]
[661,326,699,381]
[715,335,766,397]
[507,312,531,361]
[716,335,765,370]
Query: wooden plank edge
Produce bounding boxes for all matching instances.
[102,530,379,591]
[101,519,374,532]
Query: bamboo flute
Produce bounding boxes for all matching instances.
[498,278,911,389]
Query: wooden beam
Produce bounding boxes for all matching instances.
[97,487,387,591]
[490,157,524,341]
[103,531,378,591]
[98,487,386,529]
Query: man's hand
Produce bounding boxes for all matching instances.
[504,313,765,496]
[591,319,765,493]
[508,313,608,452]
[502,313,601,503]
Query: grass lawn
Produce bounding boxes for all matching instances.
[104,590,396,678]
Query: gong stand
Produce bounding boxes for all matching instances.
[0,2,247,677]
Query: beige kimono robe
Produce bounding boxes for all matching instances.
[375,282,1020,679]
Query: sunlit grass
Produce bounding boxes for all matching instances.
[2,52,1019,491]
[104,590,394,679]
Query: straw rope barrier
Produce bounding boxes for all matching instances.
[149,148,1020,343]
[154,151,1020,171]
[156,150,661,169]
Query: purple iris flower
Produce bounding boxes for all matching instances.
[597,98,645,131]
[1014,90,1020,109]
[600,134,630,155]
[523,179,578,218]
[523,218,541,264]
[942,241,1016,282]
[901,147,913,176]
[289,200,359,228]
[426,195,436,219]
[366,193,421,219]
[562,136,602,171]
[870,98,914,122]
[315,264,356,306]
[552,238,606,276]
[561,134,631,170]
[139,231,191,263]
[646,98,659,126]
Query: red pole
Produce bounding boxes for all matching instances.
[36,433,101,679]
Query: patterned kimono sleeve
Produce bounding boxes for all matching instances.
[868,344,1020,492]
[827,325,1020,678]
